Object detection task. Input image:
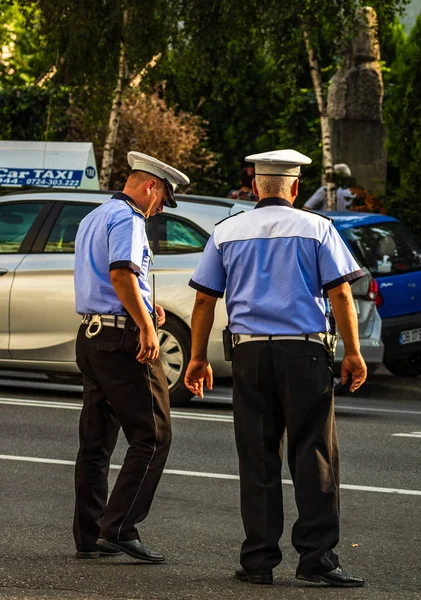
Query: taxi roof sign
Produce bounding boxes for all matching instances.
[0,141,99,190]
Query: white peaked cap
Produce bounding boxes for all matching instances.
[127,151,190,208]
[245,149,312,176]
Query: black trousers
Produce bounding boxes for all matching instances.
[232,340,339,575]
[73,324,171,549]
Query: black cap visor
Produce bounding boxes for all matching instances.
[162,178,178,208]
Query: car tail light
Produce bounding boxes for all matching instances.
[367,278,383,307]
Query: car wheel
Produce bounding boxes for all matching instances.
[384,354,421,377]
[158,315,192,406]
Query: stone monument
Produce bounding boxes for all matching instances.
[327,7,386,194]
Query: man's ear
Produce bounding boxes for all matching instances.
[292,178,299,198]
[145,178,158,196]
[252,178,258,197]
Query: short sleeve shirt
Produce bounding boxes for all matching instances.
[189,197,364,335]
[74,192,152,315]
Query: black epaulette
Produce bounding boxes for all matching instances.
[301,207,334,223]
[215,210,245,226]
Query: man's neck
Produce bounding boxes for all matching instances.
[260,195,295,204]
[119,189,147,217]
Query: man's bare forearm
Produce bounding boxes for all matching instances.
[190,292,218,361]
[110,268,153,331]
[327,282,360,354]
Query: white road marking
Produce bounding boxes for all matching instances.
[393,432,421,438]
[1,454,421,496]
[0,397,233,421]
[0,455,76,466]
[2,396,421,419]
[0,398,82,410]
[336,405,421,416]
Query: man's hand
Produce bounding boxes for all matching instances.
[137,323,160,363]
[341,352,367,392]
[184,359,213,399]
[155,304,166,327]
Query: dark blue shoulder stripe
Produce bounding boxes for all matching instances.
[189,279,224,298]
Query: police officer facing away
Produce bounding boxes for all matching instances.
[73,152,189,561]
[184,150,367,587]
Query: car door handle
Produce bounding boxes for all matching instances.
[0,268,8,276]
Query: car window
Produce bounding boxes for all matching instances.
[0,202,45,253]
[44,203,96,253]
[342,222,421,277]
[152,215,209,254]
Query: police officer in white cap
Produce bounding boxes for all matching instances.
[73,152,189,561]
[184,149,366,586]
[304,163,355,211]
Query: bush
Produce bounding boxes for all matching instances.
[109,89,217,192]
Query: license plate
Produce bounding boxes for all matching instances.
[400,328,421,345]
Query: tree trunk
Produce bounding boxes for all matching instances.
[303,28,336,210]
[99,33,127,189]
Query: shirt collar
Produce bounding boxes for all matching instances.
[111,191,145,217]
[254,196,293,209]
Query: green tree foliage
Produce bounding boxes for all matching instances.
[156,46,286,194]
[153,0,409,195]
[15,0,178,130]
[379,16,407,68]
[0,0,411,198]
[384,13,421,238]
[0,0,54,86]
[0,85,70,140]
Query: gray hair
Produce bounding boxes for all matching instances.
[255,174,295,198]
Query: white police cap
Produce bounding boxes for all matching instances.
[245,149,312,177]
[127,151,190,208]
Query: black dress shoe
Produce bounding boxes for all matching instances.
[296,565,365,587]
[235,568,273,584]
[97,538,165,563]
[75,544,123,559]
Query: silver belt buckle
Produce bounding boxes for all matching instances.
[85,315,103,338]
[324,332,339,355]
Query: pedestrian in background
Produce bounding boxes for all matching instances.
[304,163,355,211]
[227,165,258,201]
[73,152,189,561]
[184,149,366,587]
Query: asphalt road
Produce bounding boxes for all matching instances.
[1,382,421,600]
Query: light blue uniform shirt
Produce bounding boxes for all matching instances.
[189,197,364,335]
[75,192,152,315]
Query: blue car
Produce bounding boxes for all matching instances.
[330,212,421,377]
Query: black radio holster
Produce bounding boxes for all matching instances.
[120,315,140,354]
[223,326,233,361]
